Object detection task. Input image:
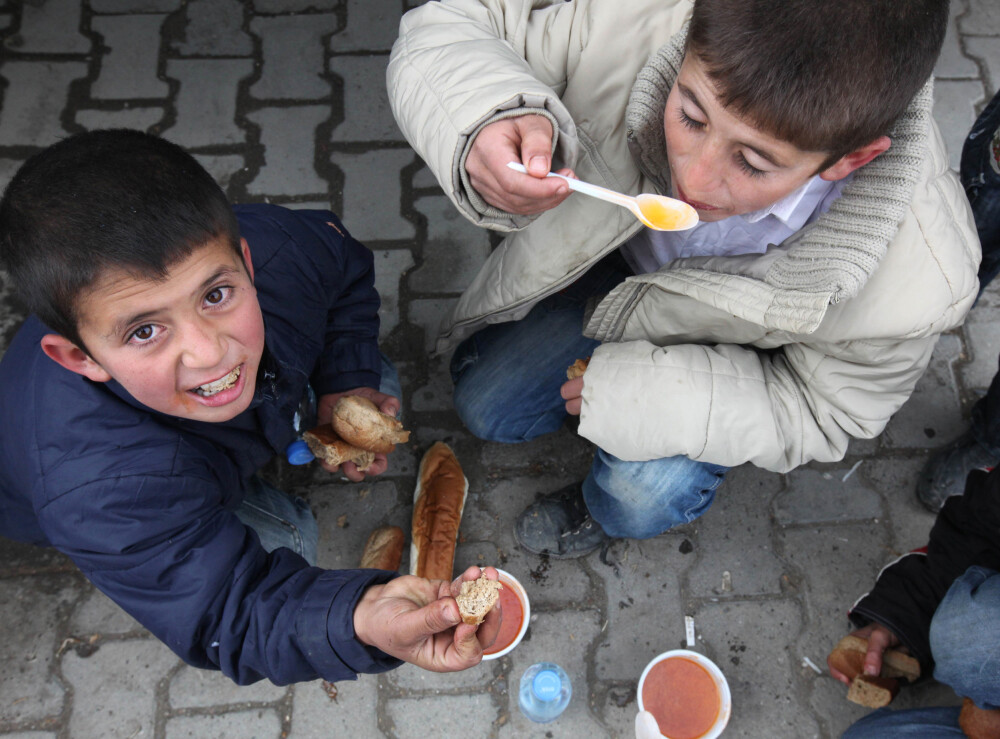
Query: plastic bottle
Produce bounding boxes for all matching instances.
[518,662,572,723]
[285,386,318,465]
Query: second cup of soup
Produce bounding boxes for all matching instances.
[637,650,731,739]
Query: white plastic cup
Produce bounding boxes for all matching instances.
[636,650,732,739]
[481,568,531,661]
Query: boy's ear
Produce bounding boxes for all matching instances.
[40,334,112,383]
[819,136,892,181]
[240,238,254,282]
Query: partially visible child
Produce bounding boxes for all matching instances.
[0,130,499,684]
[829,465,1000,738]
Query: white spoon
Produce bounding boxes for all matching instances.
[507,161,698,231]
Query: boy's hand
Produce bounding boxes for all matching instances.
[353,566,502,672]
[466,115,575,214]
[561,376,584,416]
[828,622,901,685]
[317,387,401,481]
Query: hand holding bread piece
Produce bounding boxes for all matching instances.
[332,395,410,454]
[359,525,405,571]
[827,632,920,708]
[566,357,590,380]
[456,575,503,626]
[411,442,468,581]
[303,424,376,471]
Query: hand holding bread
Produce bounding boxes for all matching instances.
[561,357,589,416]
[827,626,920,708]
[311,388,409,480]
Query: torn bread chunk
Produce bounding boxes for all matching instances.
[456,575,503,626]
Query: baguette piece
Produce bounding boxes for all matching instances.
[359,525,405,571]
[410,442,468,581]
[302,424,375,471]
[331,396,410,454]
[456,575,503,626]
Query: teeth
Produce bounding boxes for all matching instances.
[194,366,240,397]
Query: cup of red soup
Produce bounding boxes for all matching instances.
[481,568,530,660]
[637,650,731,739]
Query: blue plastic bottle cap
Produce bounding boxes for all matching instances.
[286,440,315,465]
[532,670,561,701]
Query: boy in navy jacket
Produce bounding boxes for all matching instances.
[0,130,498,685]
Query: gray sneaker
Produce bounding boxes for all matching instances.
[916,432,998,512]
[513,482,610,558]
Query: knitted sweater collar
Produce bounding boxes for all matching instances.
[624,25,933,303]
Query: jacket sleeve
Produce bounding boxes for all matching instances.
[847,468,1000,671]
[578,333,938,471]
[37,470,402,685]
[387,0,583,231]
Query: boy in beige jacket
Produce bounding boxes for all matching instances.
[387,0,980,557]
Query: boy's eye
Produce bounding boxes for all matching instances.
[129,324,158,343]
[205,286,231,305]
[736,152,767,179]
[677,108,706,131]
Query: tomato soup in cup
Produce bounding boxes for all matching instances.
[637,650,731,739]
[481,568,530,660]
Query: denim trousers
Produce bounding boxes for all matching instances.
[450,253,728,539]
[841,566,1000,738]
[235,354,402,565]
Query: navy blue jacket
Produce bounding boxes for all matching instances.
[0,204,401,684]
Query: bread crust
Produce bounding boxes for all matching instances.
[566,357,590,380]
[410,442,468,581]
[302,424,375,471]
[331,396,410,454]
[359,525,405,571]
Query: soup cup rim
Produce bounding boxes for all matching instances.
[636,649,732,739]
[480,568,530,661]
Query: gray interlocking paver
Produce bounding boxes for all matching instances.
[91,0,181,11]
[91,15,170,100]
[388,693,497,738]
[4,0,89,54]
[404,296,457,353]
[289,677,379,737]
[75,107,165,132]
[246,106,331,196]
[410,195,493,292]
[933,79,987,169]
[193,153,248,192]
[0,61,88,146]
[371,247,416,339]
[169,664,286,708]
[773,465,882,524]
[958,1,1000,36]
[165,59,255,147]
[331,148,419,241]
[330,0,401,53]
[70,585,146,635]
[250,15,339,101]
[171,0,253,57]
[967,39,1000,89]
[252,0,338,13]
[164,710,283,738]
[935,0,980,79]
[329,55,399,141]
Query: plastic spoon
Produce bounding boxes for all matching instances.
[507,161,698,231]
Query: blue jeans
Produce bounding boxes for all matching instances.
[236,354,402,565]
[841,567,1000,738]
[450,253,728,539]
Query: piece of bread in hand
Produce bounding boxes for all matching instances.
[331,395,410,454]
[828,634,921,682]
[410,442,468,581]
[359,525,405,571]
[566,357,590,380]
[846,674,900,708]
[302,424,375,471]
[456,575,503,626]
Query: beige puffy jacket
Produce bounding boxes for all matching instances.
[387,0,981,472]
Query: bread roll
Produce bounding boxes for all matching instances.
[566,357,590,380]
[410,442,468,581]
[359,525,405,571]
[331,396,410,454]
[302,424,375,471]
[456,575,503,626]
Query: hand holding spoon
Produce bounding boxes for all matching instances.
[506,162,698,231]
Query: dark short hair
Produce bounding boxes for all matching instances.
[687,0,950,167]
[0,129,240,350]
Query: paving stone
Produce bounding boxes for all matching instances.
[0,61,88,146]
[246,106,330,196]
[290,676,379,736]
[958,0,1000,35]
[933,79,987,169]
[688,464,788,597]
[331,148,418,242]
[193,153,247,193]
[0,577,74,724]
[881,334,966,449]
[252,0,339,12]
[91,15,170,100]
[75,106,165,132]
[171,0,253,57]
[329,55,398,142]
[410,354,455,412]
[407,297,458,352]
[0,732,58,738]
[329,0,400,53]
[0,534,74,576]
[250,15,339,101]
[61,638,178,737]
[592,534,691,682]
[966,37,1000,91]
[935,0,980,79]
[169,664,286,708]
[69,584,146,635]
[390,656,495,692]
[692,599,817,738]
[91,0,181,10]
[412,164,440,190]
[501,610,607,738]
[371,247,416,339]
[387,693,497,738]
[165,58,254,147]
[409,195,492,293]
[479,427,595,475]
[860,456,939,553]
[773,464,882,525]
[961,318,1000,391]
[164,708,283,737]
[3,0,89,54]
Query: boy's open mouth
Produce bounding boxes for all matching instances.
[192,366,241,397]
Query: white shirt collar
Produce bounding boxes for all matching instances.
[741,175,825,225]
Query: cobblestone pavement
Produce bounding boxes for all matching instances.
[0,1,998,737]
